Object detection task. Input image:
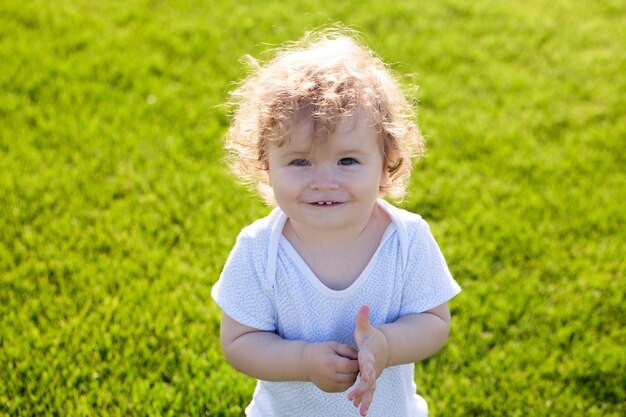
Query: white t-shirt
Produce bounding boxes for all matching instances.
[212,200,461,417]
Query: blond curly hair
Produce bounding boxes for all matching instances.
[224,28,424,205]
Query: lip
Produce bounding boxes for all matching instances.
[306,201,345,207]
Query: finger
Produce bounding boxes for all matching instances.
[347,385,360,402]
[337,357,360,374]
[358,352,375,382]
[355,305,372,335]
[334,343,359,360]
[360,400,369,416]
[335,371,359,383]
[351,383,375,415]
[348,376,371,402]
[360,389,374,416]
[333,371,358,393]
[348,387,363,407]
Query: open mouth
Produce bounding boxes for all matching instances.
[311,201,341,206]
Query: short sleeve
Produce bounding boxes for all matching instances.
[399,219,461,315]
[211,232,277,331]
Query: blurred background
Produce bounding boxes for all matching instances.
[1,0,624,415]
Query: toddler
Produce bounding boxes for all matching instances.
[212,28,461,417]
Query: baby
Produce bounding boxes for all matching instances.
[212,28,461,417]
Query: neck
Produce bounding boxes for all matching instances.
[285,204,382,247]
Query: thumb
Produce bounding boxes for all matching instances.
[355,305,372,336]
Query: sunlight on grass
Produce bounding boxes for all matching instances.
[1,0,624,415]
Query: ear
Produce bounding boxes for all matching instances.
[379,164,388,190]
[265,161,272,187]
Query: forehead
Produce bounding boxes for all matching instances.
[281,107,381,151]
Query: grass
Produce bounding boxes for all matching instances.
[1,0,624,415]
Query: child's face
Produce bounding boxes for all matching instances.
[267,110,386,243]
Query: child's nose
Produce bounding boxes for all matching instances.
[310,167,339,191]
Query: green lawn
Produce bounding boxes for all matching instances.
[1,0,624,416]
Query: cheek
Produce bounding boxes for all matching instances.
[349,166,385,189]
[269,169,301,196]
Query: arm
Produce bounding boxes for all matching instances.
[348,302,452,416]
[220,312,361,392]
[380,301,451,366]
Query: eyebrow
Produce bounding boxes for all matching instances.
[280,150,311,159]
[339,148,368,156]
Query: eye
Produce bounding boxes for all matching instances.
[289,158,311,166]
[338,157,358,166]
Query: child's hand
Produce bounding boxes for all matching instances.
[302,342,360,393]
[348,305,389,416]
